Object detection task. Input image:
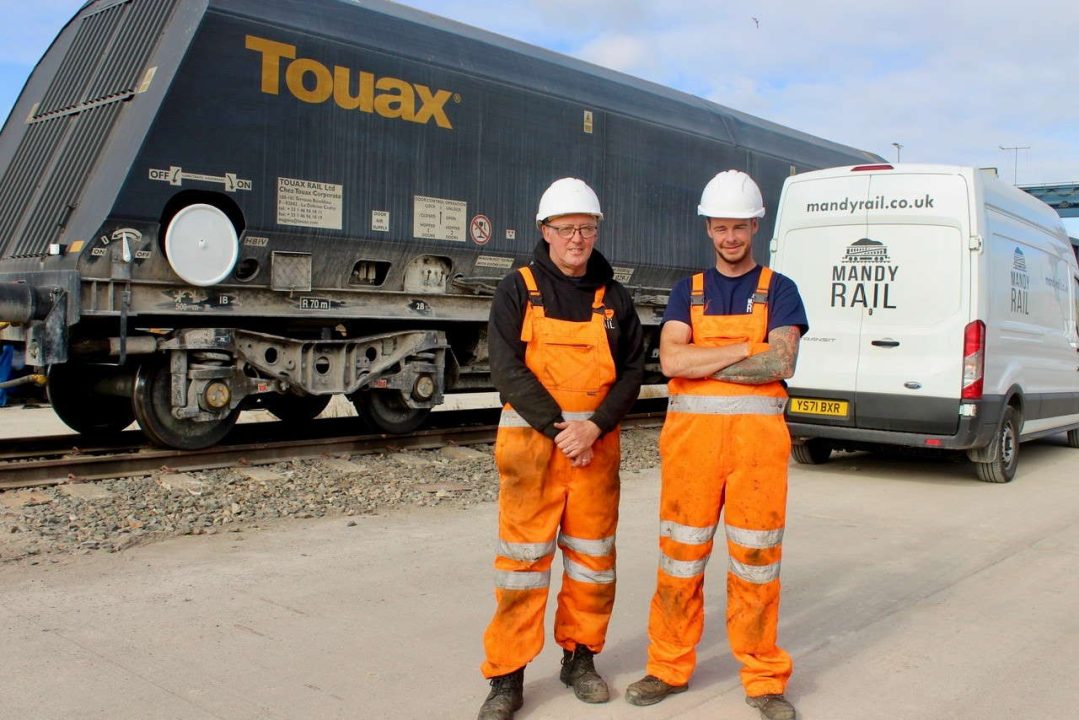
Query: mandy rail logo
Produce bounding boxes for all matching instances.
[246,35,458,129]
[830,238,899,310]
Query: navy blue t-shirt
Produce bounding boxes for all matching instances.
[662,266,809,336]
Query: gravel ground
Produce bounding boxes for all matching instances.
[0,426,661,564]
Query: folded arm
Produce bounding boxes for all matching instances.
[713,325,801,384]
[659,320,750,379]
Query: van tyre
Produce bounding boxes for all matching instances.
[791,438,832,465]
[973,406,1019,483]
[1067,429,1079,449]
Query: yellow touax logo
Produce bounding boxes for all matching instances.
[245,35,456,130]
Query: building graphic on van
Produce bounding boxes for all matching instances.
[1012,247,1027,272]
[843,238,891,263]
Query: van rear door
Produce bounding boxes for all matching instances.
[774,168,972,435]
[772,171,869,423]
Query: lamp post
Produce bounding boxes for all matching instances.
[999,145,1030,184]
[891,142,903,163]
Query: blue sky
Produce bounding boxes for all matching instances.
[1,0,1076,233]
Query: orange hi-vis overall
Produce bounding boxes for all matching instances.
[481,266,622,678]
[645,267,793,696]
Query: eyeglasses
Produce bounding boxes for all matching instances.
[543,223,598,239]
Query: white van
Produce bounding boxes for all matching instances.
[769,163,1079,482]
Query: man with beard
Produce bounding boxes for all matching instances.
[477,178,645,720]
[625,170,807,720]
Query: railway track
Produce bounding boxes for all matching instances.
[0,407,666,491]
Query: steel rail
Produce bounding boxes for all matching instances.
[0,412,665,491]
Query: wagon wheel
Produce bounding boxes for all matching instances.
[47,362,135,436]
[351,389,430,434]
[132,359,239,449]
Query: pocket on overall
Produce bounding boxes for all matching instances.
[539,343,598,392]
[696,333,752,347]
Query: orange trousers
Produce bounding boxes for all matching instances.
[481,423,620,678]
[645,408,792,696]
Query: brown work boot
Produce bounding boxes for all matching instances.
[746,693,797,720]
[624,674,688,706]
[559,646,610,703]
[477,668,524,720]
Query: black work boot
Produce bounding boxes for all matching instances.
[477,668,524,720]
[559,646,610,703]
[624,674,688,706]
[746,693,797,720]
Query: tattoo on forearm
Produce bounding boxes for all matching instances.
[713,326,801,384]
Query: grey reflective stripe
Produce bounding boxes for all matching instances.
[564,558,615,584]
[562,411,594,422]
[498,410,531,428]
[668,395,787,415]
[729,558,781,584]
[725,524,784,549]
[659,553,709,578]
[495,569,551,590]
[499,409,593,427]
[660,520,717,545]
[558,532,615,557]
[499,539,556,562]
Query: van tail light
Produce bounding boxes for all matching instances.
[851,164,894,172]
[961,320,986,400]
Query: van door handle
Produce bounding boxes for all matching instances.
[871,339,900,348]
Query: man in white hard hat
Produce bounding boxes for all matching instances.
[477,178,645,720]
[625,170,807,720]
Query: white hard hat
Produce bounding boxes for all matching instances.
[697,170,766,219]
[536,178,604,226]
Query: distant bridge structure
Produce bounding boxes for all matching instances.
[1020,182,1078,257]
[1021,182,1079,218]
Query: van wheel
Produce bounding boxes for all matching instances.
[792,438,832,465]
[1067,428,1079,449]
[973,406,1019,483]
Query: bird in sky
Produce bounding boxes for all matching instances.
[752,17,759,28]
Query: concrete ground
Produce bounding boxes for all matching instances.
[1,417,1077,719]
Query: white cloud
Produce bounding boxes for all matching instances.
[577,34,649,73]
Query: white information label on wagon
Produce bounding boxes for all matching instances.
[475,255,514,269]
[371,210,390,232]
[413,195,467,242]
[277,177,343,230]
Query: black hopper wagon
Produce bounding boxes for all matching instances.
[0,0,879,449]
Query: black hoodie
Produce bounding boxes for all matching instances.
[488,239,646,438]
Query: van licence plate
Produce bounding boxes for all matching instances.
[789,398,849,417]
